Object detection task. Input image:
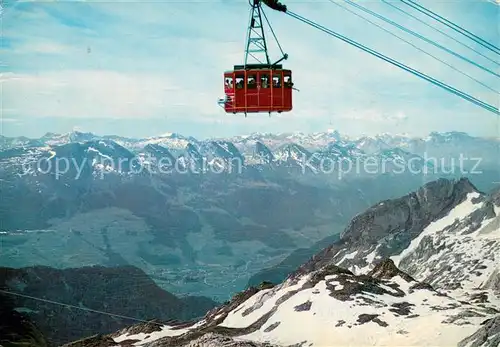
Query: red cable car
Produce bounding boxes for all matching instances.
[222,64,293,115]
[218,0,295,117]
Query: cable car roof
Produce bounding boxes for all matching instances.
[224,64,291,74]
[232,63,284,70]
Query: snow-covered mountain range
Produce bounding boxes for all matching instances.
[3,129,498,155]
[2,130,498,180]
[63,177,500,347]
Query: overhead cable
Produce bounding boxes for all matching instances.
[399,0,500,55]
[0,289,163,326]
[328,0,498,93]
[285,10,500,115]
[340,0,500,79]
[380,0,499,66]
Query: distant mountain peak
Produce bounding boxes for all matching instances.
[40,132,61,138]
[153,132,186,139]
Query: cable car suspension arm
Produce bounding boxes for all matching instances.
[261,7,288,66]
[244,0,288,67]
[244,0,270,66]
[284,10,499,116]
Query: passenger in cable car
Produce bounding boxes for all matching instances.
[248,76,257,88]
[261,75,269,88]
[236,78,244,89]
[273,76,281,88]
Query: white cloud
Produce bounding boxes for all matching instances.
[1,118,21,123]
[22,41,75,54]
[1,70,198,119]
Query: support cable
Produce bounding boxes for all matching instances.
[399,0,500,55]
[0,289,163,326]
[380,0,499,67]
[339,0,500,79]
[329,0,498,93]
[261,6,286,59]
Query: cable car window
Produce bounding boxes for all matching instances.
[235,75,244,89]
[284,75,292,88]
[273,74,281,88]
[247,74,257,89]
[260,73,269,88]
[225,77,233,89]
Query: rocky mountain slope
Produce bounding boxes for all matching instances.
[458,315,500,347]
[64,177,500,346]
[0,265,218,346]
[246,233,341,288]
[248,174,500,287]
[0,291,48,347]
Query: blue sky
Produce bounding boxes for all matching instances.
[1,0,499,139]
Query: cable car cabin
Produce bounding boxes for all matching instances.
[221,64,293,115]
